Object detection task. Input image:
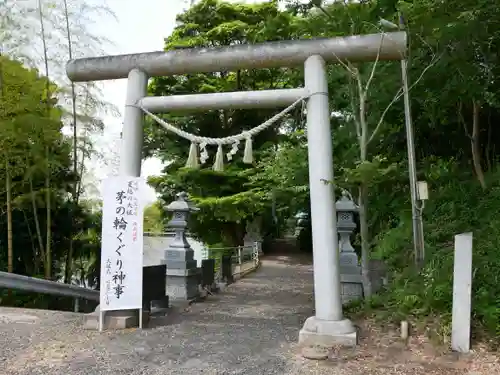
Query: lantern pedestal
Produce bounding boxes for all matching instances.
[164,269,200,302]
[335,191,364,304]
[340,274,364,305]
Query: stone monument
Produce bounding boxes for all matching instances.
[335,190,363,304]
[243,217,263,256]
[162,192,200,302]
[294,211,308,237]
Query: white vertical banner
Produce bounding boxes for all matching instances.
[100,176,146,311]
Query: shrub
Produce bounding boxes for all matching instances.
[358,169,500,340]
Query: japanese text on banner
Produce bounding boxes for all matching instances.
[100,176,144,311]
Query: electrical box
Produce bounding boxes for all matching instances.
[417,181,429,201]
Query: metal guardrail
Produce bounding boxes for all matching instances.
[204,244,260,282]
[0,271,99,302]
[0,242,261,312]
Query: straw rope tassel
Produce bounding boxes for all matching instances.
[213,145,224,171]
[185,142,199,168]
[243,136,253,164]
[137,96,307,169]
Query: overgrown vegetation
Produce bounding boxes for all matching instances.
[144,0,500,341]
[358,165,500,341]
[0,0,112,309]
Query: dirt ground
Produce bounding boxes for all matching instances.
[1,255,498,374]
[263,253,500,374]
[293,316,499,374]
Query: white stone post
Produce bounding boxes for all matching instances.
[298,55,357,347]
[451,232,473,353]
[253,241,259,265]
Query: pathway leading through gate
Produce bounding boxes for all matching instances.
[1,255,493,375]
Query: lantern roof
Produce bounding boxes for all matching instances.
[165,192,199,212]
[335,190,358,212]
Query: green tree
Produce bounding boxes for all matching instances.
[145,0,303,246]
[0,55,71,278]
[143,202,166,234]
[399,0,500,189]
[1,0,117,282]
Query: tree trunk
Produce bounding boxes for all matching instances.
[357,78,372,298]
[45,146,52,280]
[63,0,79,285]
[358,183,372,298]
[37,0,53,280]
[6,159,13,273]
[471,101,486,189]
[485,108,492,172]
[29,172,46,266]
[0,42,11,274]
[79,256,86,287]
[22,208,39,275]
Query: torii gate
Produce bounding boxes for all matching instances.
[66,31,406,347]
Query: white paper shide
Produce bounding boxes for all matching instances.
[100,176,145,311]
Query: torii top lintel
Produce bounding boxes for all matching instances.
[66,31,406,82]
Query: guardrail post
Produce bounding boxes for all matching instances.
[74,297,80,313]
[222,255,233,284]
[238,246,242,265]
[253,241,259,264]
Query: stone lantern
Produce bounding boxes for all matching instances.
[296,211,308,226]
[243,217,263,256]
[294,211,309,237]
[335,191,359,270]
[163,192,200,302]
[165,192,198,244]
[335,190,363,304]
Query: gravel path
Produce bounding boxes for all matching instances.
[0,255,497,374]
[0,256,315,375]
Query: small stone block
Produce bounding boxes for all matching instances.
[83,310,150,331]
[301,346,330,360]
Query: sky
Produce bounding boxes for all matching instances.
[89,0,187,204]
[88,0,266,204]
